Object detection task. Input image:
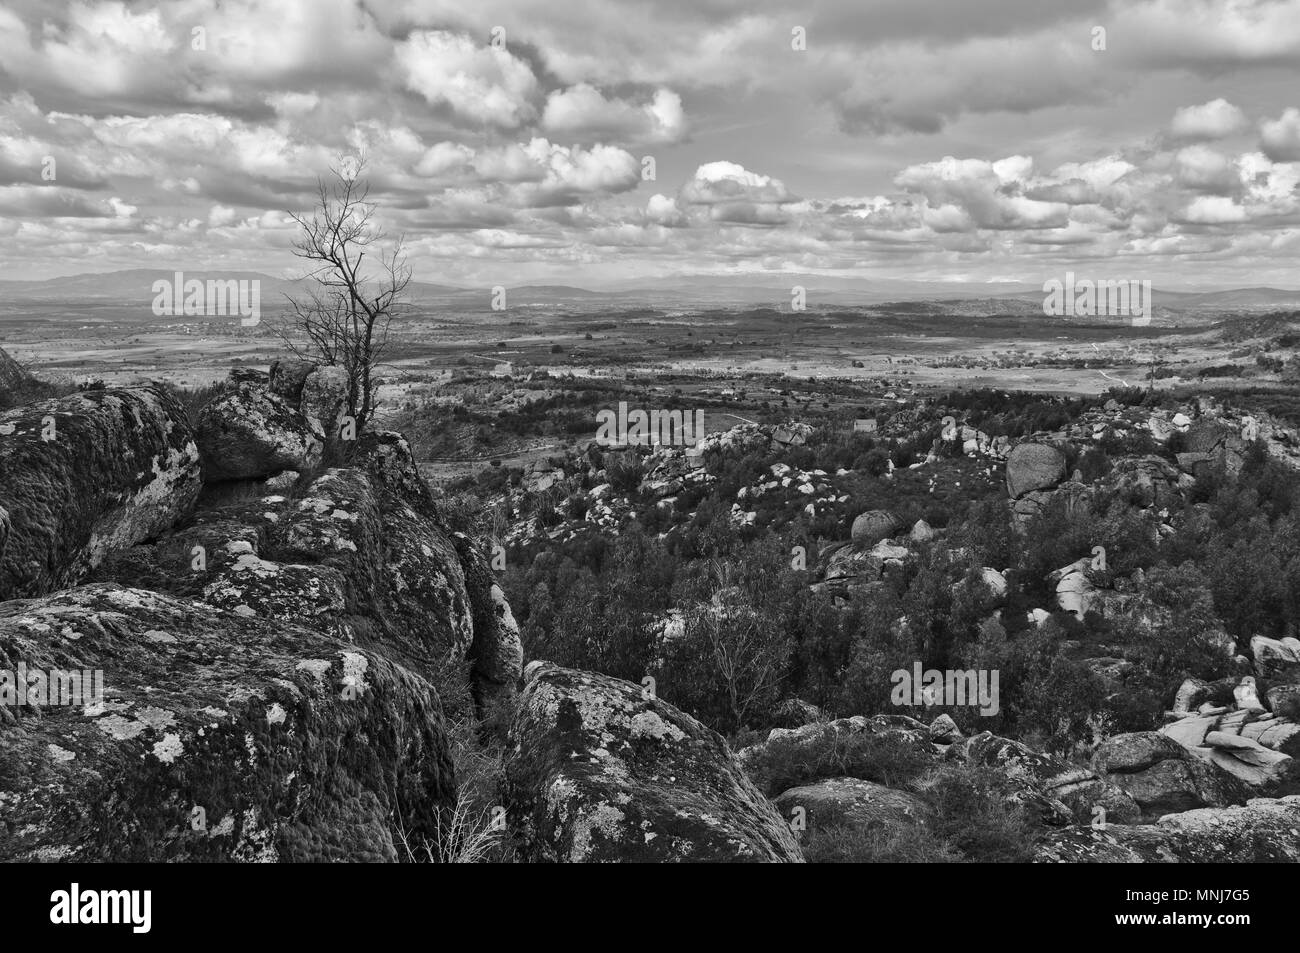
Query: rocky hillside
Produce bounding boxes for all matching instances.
[478,386,1300,861]
[0,358,519,861]
[5,347,1300,862]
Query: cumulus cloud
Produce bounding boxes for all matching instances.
[396,31,539,128]
[1,0,1299,285]
[1182,195,1248,224]
[507,139,641,206]
[1170,99,1248,140]
[680,162,794,206]
[645,193,686,226]
[1261,108,1300,161]
[894,156,1069,230]
[542,86,685,144]
[1173,145,1239,193]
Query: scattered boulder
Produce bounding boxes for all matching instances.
[268,359,317,407]
[1250,635,1300,681]
[1173,677,1211,715]
[1161,710,1300,788]
[0,583,455,862]
[1049,557,1096,618]
[774,778,928,833]
[771,424,810,447]
[850,509,903,545]
[980,568,1008,599]
[194,385,323,482]
[929,713,963,745]
[300,366,351,441]
[770,697,822,729]
[1204,731,1294,790]
[1036,797,1300,863]
[1185,419,1239,455]
[0,386,202,600]
[1107,455,1181,510]
[955,731,1140,825]
[1005,443,1067,499]
[1234,676,1266,713]
[1181,420,1246,476]
[1012,488,1056,522]
[503,662,804,862]
[1148,416,1176,442]
[1092,731,1249,820]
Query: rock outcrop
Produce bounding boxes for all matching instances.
[1158,639,1300,792]
[453,532,524,714]
[954,731,1140,825]
[0,386,202,600]
[503,661,804,862]
[850,509,903,546]
[268,359,317,406]
[1092,731,1249,820]
[194,384,324,482]
[1108,455,1181,510]
[300,366,351,441]
[0,584,455,862]
[0,345,32,394]
[1005,442,1067,499]
[89,429,516,704]
[774,778,928,834]
[1036,796,1300,862]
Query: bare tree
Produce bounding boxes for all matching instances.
[690,563,787,730]
[282,158,410,431]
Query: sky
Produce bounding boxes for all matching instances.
[1,0,1299,289]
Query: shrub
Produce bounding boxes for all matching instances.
[910,764,1043,863]
[743,727,934,799]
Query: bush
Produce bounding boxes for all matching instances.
[743,727,935,799]
[800,762,1043,863]
[909,764,1043,863]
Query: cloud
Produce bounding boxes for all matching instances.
[1173,145,1239,193]
[542,85,685,144]
[1181,195,1247,223]
[506,139,641,206]
[396,31,539,128]
[894,156,1069,230]
[1261,107,1300,161]
[3,0,1300,286]
[1170,99,1248,140]
[645,193,686,226]
[680,161,794,205]
[0,185,133,218]
[828,32,1107,134]
[414,142,475,179]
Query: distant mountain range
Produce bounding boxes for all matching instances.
[2,269,1299,317]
